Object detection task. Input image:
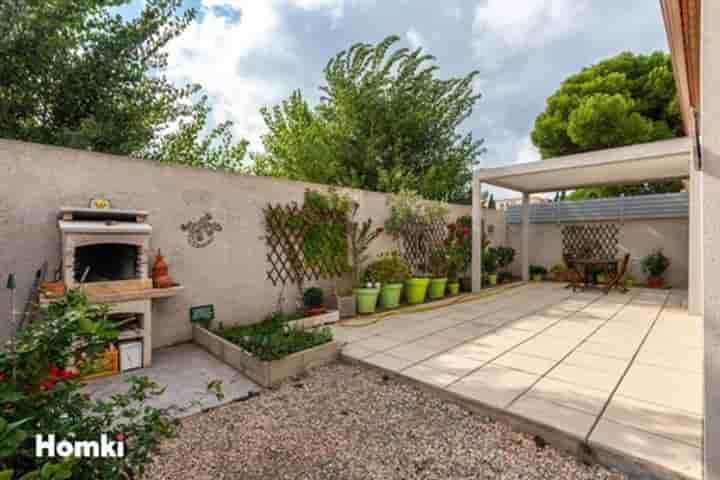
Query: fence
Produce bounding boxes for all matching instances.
[505,193,689,224]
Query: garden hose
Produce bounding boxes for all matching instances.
[337,281,527,328]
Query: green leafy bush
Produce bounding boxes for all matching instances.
[482,249,498,274]
[641,249,670,277]
[492,246,516,270]
[428,250,449,278]
[529,265,548,277]
[215,315,333,361]
[0,290,178,479]
[303,287,324,308]
[363,253,410,284]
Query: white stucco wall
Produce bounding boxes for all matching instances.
[506,219,689,287]
[0,140,506,349]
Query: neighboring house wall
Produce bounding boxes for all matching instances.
[0,140,505,349]
[505,220,689,287]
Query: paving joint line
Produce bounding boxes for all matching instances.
[503,290,639,410]
[583,291,672,444]
[435,289,609,389]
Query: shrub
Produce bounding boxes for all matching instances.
[482,249,498,274]
[363,253,410,284]
[384,190,449,238]
[492,246,516,270]
[215,315,333,361]
[303,287,324,308]
[428,250,449,278]
[641,249,670,277]
[529,265,548,276]
[0,290,178,479]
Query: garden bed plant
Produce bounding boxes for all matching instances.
[0,290,178,480]
[194,312,337,387]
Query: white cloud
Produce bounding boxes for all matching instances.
[164,0,345,149]
[515,136,541,164]
[472,0,587,69]
[406,28,425,50]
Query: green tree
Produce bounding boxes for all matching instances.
[253,35,486,202]
[0,0,247,171]
[532,52,684,199]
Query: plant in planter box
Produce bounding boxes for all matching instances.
[350,205,384,314]
[641,249,670,288]
[550,263,567,282]
[364,252,410,309]
[303,287,326,316]
[482,248,499,286]
[529,265,547,281]
[427,249,449,299]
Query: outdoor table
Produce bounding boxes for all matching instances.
[572,258,619,290]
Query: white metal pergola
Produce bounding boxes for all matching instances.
[472,137,692,295]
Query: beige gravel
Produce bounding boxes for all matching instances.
[144,363,625,480]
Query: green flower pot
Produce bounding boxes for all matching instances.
[428,278,447,300]
[532,274,543,282]
[447,282,460,295]
[487,274,497,286]
[380,283,403,309]
[354,288,380,314]
[405,278,430,304]
[625,278,634,288]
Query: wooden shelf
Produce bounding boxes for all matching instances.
[40,285,184,305]
[87,285,184,304]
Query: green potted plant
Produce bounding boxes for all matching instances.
[482,248,499,286]
[349,206,383,314]
[641,249,670,288]
[445,223,469,295]
[303,287,326,316]
[405,270,431,304]
[493,246,516,283]
[363,252,410,309]
[529,265,547,282]
[625,275,635,288]
[427,250,448,299]
[549,263,567,282]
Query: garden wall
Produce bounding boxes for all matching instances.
[506,219,689,287]
[0,140,505,348]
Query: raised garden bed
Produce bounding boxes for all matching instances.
[193,315,338,387]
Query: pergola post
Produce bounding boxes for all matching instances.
[471,173,483,292]
[702,1,720,476]
[521,192,530,282]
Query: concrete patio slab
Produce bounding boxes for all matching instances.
[336,283,702,480]
[87,343,259,417]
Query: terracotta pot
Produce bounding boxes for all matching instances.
[647,276,665,289]
[152,249,173,288]
[41,281,66,296]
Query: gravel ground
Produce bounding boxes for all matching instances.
[144,363,625,480]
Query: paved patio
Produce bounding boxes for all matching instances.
[334,283,703,480]
[86,343,259,417]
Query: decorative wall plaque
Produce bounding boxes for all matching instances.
[181,213,223,248]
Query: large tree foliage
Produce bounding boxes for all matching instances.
[253,36,485,202]
[0,0,247,171]
[531,52,684,199]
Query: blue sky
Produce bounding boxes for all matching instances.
[124,0,668,198]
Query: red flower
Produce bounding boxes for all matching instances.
[0,373,5,382]
[40,379,56,391]
[60,369,79,379]
[116,433,125,442]
[48,364,61,378]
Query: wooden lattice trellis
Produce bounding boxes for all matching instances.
[562,223,620,259]
[263,202,348,286]
[398,219,449,273]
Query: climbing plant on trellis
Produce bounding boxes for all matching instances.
[562,223,619,259]
[397,219,449,273]
[263,190,351,287]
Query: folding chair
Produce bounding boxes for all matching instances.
[603,253,631,294]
